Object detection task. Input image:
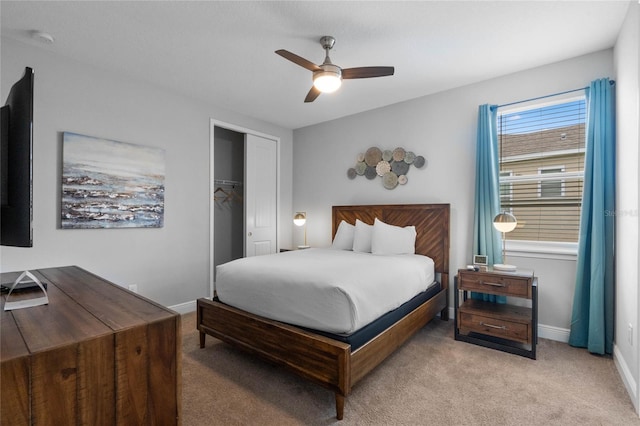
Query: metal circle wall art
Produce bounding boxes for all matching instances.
[347,146,427,189]
[364,147,382,166]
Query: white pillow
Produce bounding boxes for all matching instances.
[331,220,355,250]
[352,219,374,253]
[371,218,416,255]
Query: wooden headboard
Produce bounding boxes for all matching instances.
[332,204,450,286]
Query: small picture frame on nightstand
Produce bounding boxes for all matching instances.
[473,254,488,271]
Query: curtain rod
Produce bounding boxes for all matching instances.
[497,79,615,109]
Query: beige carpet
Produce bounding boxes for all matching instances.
[180,312,639,425]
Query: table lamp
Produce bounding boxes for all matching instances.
[294,212,309,249]
[493,211,517,271]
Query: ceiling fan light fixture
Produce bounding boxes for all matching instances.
[313,73,341,93]
[313,64,342,93]
[276,35,393,102]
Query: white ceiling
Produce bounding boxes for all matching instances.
[1,1,630,129]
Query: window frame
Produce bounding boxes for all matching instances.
[497,93,586,258]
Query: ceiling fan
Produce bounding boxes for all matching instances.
[275,36,395,103]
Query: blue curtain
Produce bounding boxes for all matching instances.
[472,104,506,303]
[569,78,615,355]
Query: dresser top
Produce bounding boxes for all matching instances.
[1,265,177,360]
[458,267,535,278]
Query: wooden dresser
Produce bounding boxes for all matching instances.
[1,266,181,425]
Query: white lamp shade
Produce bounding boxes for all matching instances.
[313,73,342,93]
[493,212,517,233]
[293,212,306,226]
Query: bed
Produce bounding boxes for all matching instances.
[197,203,450,420]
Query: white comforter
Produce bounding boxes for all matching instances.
[215,248,436,334]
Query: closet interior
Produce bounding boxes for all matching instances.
[213,126,244,276]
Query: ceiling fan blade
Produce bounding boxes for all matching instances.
[342,66,395,79]
[304,86,321,103]
[275,49,321,72]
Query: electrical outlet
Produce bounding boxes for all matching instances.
[628,323,633,346]
[128,284,138,293]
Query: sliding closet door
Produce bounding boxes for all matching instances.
[244,134,277,257]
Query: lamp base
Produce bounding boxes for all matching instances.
[493,263,517,272]
[297,245,310,250]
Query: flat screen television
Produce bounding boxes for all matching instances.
[1,67,34,247]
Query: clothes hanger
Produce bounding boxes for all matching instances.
[214,187,229,202]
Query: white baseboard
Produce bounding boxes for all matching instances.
[168,300,197,315]
[447,306,455,320]
[614,344,639,415]
[538,324,570,343]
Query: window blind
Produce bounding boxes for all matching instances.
[498,98,586,243]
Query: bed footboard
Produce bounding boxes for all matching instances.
[197,287,445,420]
[351,287,447,384]
[197,298,351,419]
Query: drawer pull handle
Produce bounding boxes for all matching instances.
[480,322,507,330]
[481,281,506,287]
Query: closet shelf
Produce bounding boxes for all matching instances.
[214,179,243,186]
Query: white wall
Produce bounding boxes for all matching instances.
[0,38,293,308]
[613,1,640,414]
[293,49,614,332]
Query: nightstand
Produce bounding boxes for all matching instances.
[454,268,537,359]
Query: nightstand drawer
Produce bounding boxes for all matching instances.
[459,311,530,344]
[458,272,531,298]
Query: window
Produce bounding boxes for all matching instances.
[499,170,513,213]
[539,166,565,198]
[498,97,586,243]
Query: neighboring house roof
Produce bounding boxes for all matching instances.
[500,124,585,159]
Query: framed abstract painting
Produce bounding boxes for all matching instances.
[61,132,165,229]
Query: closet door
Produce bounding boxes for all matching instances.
[244,134,277,257]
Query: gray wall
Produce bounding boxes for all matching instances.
[292,49,614,335]
[0,37,294,308]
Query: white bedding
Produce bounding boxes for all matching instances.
[215,248,436,334]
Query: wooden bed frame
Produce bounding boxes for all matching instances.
[197,203,450,420]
